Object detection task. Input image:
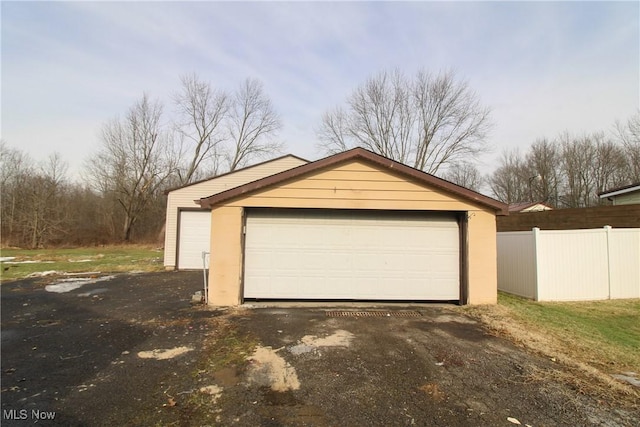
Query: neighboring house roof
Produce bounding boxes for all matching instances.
[598,182,640,199]
[508,201,554,213]
[197,147,509,215]
[165,154,309,194]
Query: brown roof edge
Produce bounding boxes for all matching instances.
[198,147,509,215]
[164,154,309,194]
[598,181,640,198]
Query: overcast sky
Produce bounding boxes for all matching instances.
[2,1,638,179]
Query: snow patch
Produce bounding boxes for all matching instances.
[0,257,16,262]
[27,271,60,278]
[64,271,102,276]
[137,346,194,360]
[5,260,54,264]
[246,346,300,391]
[45,275,115,293]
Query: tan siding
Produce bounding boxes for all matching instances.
[467,210,498,304]
[163,156,307,268]
[208,159,499,305]
[226,160,481,209]
[329,162,385,172]
[232,198,483,211]
[613,191,640,206]
[293,169,403,182]
[208,206,244,305]
[236,188,464,203]
[279,180,428,192]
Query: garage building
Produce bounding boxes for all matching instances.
[163,155,308,270]
[198,148,507,305]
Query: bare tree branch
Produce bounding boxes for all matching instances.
[173,73,228,184]
[614,112,640,182]
[317,69,491,173]
[225,78,283,171]
[87,94,176,241]
[440,161,484,192]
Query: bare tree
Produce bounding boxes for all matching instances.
[174,73,228,184]
[0,142,34,245]
[440,161,484,192]
[488,150,530,204]
[22,153,69,247]
[591,133,627,201]
[318,69,492,174]
[559,132,627,207]
[615,112,640,182]
[1,145,77,248]
[225,78,283,171]
[525,138,561,206]
[87,94,176,241]
[558,133,590,208]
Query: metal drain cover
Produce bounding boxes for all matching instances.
[326,310,422,318]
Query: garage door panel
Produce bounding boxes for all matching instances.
[177,210,211,270]
[244,209,460,301]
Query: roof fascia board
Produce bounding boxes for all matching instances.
[599,185,640,199]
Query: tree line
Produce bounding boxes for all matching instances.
[1,69,637,247]
[2,75,282,247]
[487,114,639,207]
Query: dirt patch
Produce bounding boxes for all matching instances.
[289,329,354,354]
[198,385,223,403]
[246,346,301,391]
[419,383,445,401]
[213,366,241,387]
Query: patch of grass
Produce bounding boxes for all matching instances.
[464,294,640,409]
[196,312,259,376]
[0,245,164,282]
[498,293,640,372]
[180,311,259,425]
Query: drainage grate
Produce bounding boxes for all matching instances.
[326,310,422,318]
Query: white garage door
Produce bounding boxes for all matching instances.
[244,209,460,301]
[177,210,211,270]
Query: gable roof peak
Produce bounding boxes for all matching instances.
[198,148,508,215]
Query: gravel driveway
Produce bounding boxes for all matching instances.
[1,272,637,426]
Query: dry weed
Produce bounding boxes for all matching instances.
[463,304,640,410]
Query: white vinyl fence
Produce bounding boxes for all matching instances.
[497,227,640,301]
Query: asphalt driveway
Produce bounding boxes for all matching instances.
[1,272,637,426]
[1,271,211,426]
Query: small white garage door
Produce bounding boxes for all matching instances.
[177,210,211,270]
[244,209,460,301]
